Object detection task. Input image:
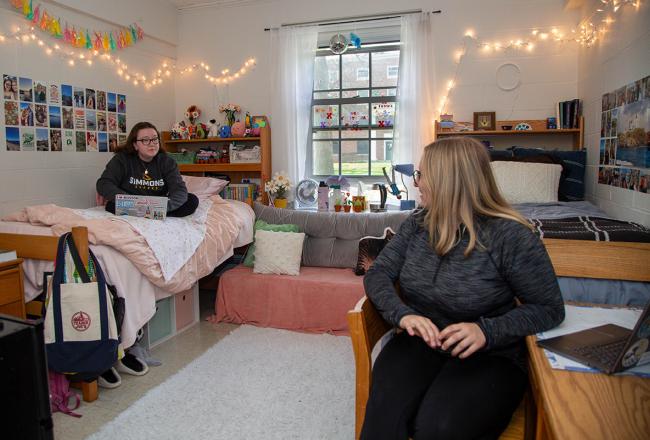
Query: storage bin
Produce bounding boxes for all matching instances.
[168,151,196,164]
[175,288,195,331]
[148,297,173,345]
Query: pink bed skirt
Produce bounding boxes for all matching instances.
[215,265,366,335]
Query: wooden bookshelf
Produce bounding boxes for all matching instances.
[162,118,271,205]
[435,117,584,149]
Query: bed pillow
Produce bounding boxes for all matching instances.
[243,220,300,267]
[511,147,586,201]
[354,227,395,276]
[181,175,229,200]
[490,161,562,204]
[253,229,305,276]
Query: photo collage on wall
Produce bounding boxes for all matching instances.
[598,75,650,193]
[3,73,127,152]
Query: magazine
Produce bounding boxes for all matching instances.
[115,194,168,220]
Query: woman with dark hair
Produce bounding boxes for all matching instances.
[96,121,198,217]
[361,137,564,439]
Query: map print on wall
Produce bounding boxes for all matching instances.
[598,75,650,193]
[2,73,126,152]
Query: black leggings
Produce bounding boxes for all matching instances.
[105,193,199,218]
[361,331,527,440]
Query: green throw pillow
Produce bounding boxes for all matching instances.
[243,220,300,267]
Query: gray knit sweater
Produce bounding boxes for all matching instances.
[364,210,565,367]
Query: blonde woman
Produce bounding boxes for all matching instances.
[362,137,564,439]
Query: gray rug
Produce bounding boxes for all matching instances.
[88,326,355,440]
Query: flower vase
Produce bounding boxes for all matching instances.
[226,112,236,127]
[273,198,288,209]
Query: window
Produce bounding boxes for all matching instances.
[311,45,399,177]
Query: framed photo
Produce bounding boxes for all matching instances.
[473,112,496,131]
[251,115,267,128]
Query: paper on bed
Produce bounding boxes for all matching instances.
[76,200,212,281]
[536,305,650,377]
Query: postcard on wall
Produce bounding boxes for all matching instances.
[49,106,61,128]
[19,77,33,102]
[34,104,47,127]
[62,129,75,152]
[3,74,18,100]
[109,133,117,152]
[86,88,96,110]
[34,81,47,104]
[73,87,85,108]
[62,107,74,129]
[97,111,107,132]
[118,134,126,145]
[86,110,96,131]
[36,128,49,151]
[4,101,18,125]
[75,131,86,152]
[107,92,116,112]
[61,84,73,106]
[20,127,34,151]
[98,132,108,152]
[108,113,117,132]
[50,129,62,152]
[20,102,34,126]
[5,127,19,151]
[117,94,126,113]
[49,84,60,104]
[118,113,126,133]
[74,109,85,130]
[96,90,106,111]
[86,132,98,152]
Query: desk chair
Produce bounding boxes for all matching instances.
[347,238,650,440]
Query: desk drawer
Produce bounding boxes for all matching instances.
[0,266,22,305]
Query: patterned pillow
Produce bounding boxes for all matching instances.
[354,227,395,276]
[243,220,300,267]
[253,229,306,276]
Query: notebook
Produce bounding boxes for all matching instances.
[115,194,168,220]
[538,302,650,374]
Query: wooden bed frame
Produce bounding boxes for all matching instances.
[347,239,650,440]
[0,226,99,402]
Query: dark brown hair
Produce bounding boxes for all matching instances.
[115,121,165,155]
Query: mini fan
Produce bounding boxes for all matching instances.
[295,179,319,209]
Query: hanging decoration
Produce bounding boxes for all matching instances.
[10,0,144,52]
[438,0,643,117]
[329,33,349,55]
[350,32,362,49]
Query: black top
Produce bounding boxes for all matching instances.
[364,210,565,369]
[96,152,188,211]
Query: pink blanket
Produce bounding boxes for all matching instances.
[3,196,250,293]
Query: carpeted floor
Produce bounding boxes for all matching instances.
[87,325,355,440]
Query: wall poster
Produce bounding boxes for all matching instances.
[598,75,650,193]
[3,73,126,152]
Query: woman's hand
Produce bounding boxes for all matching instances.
[399,315,440,348]
[439,323,486,359]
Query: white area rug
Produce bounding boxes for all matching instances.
[88,326,355,440]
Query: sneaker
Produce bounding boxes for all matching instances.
[116,352,149,376]
[97,367,121,389]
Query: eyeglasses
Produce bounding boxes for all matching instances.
[412,170,421,186]
[136,137,160,146]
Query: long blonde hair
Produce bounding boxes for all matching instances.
[419,137,530,256]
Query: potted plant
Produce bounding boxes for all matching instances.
[353,198,363,213]
[265,171,292,209]
[334,198,343,212]
[343,192,352,212]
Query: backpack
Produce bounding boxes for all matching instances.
[48,371,81,418]
[44,233,119,376]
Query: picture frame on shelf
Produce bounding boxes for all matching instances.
[252,115,267,128]
[473,112,496,131]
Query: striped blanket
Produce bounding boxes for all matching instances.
[529,216,650,242]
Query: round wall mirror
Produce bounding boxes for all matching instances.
[496,63,521,91]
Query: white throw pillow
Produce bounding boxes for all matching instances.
[490,161,562,204]
[253,229,306,276]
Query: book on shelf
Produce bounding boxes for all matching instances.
[557,99,581,129]
[0,249,18,264]
[220,183,259,204]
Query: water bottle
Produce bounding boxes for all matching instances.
[318,181,329,211]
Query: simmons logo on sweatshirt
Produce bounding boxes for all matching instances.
[129,175,165,191]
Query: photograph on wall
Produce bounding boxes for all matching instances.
[98,132,108,152]
[97,111,107,132]
[5,127,19,151]
[117,94,126,113]
[61,84,73,106]
[49,106,61,129]
[109,133,117,152]
[86,110,96,131]
[108,113,117,132]
[73,87,85,107]
[34,104,47,127]
[50,129,62,151]
[20,102,34,126]
[118,113,126,133]
[36,128,49,151]
[49,84,60,104]
[4,101,18,125]
[599,74,650,193]
[74,108,85,130]
[62,107,73,129]
[118,134,126,145]
[3,74,18,100]
[19,77,33,102]
[20,127,34,151]
[62,129,74,152]
[34,81,47,104]
[107,92,116,112]
[75,131,86,152]
[97,90,106,111]
[86,131,98,152]
[85,88,96,109]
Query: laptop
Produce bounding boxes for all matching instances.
[115,194,168,220]
[537,302,650,374]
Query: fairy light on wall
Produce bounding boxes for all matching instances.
[179,57,257,85]
[438,0,643,117]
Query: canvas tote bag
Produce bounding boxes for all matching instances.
[44,233,118,375]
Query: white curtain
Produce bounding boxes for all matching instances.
[394,12,436,170]
[270,26,318,191]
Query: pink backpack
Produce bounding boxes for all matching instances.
[48,371,82,417]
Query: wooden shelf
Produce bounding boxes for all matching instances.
[437,128,580,136]
[178,163,262,172]
[164,136,259,144]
